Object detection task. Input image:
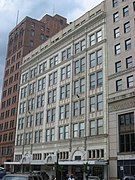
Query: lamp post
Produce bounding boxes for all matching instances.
[55,151,59,180]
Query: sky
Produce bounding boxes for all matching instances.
[0,0,103,98]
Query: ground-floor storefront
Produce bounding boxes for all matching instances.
[5,159,108,180]
[117,159,135,179]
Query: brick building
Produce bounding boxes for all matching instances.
[0,14,68,167]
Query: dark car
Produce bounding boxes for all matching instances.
[88,176,100,180]
[32,171,49,180]
[0,167,6,179]
[123,176,135,180]
[2,173,43,180]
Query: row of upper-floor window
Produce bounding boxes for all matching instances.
[15,148,104,162]
[6,54,21,69]
[0,146,13,156]
[113,3,135,22]
[115,56,134,73]
[114,20,132,39]
[112,0,135,9]
[0,120,15,131]
[114,38,132,55]
[0,132,15,143]
[1,96,17,109]
[16,118,104,145]
[20,71,103,100]
[0,107,17,120]
[19,94,103,121]
[3,73,19,88]
[2,84,18,99]
[21,48,103,84]
[115,74,134,91]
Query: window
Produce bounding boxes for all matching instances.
[48,71,57,86]
[133,1,135,11]
[89,49,102,68]
[39,61,47,74]
[123,6,129,17]
[30,29,35,36]
[96,30,102,42]
[26,115,33,128]
[59,104,69,120]
[127,75,133,88]
[28,98,35,111]
[73,100,85,116]
[97,119,103,134]
[112,0,118,7]
[75,42,80,54]
[74,57,85,74]
[46,128,55,142]
[124,21,130,33]
[80,39,86,51]
[16,134,23,146]
[89,30,102,46]
[97,71,103,87]
[89,74,96,89]
[18,118,24,130]
[25,132,32,145]
[30,40,34,47]
[73,122,84,138]
[115,43,121,55]
[49,55,58,68]
[37,77,46,91]
[125,38,131,50]
[113,12,119,22]
[19,102,26,114]
[116,79,122,91]
[29,82,36,95]
[119,112,135,152]
[90,120,96,136]
[97,94,103,111]
[35,111,44,126]
[114,27,120,38]
[89,71,103,89]
[48,89,56,104]
[90,96,95,113]
[115,61,121,72]
[47,108,56,122]
[61,65,71,80]
[126,56,133,68]
[22,72,28,83]
[59,125,69,140]
[60,84,70,100]
[30,67,37,79]
[37,94,44,108]
[74,78,85,95]
[35,130,42,143]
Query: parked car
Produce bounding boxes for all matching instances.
[123,176,135,180]
[88,176,100,180]
[2,173,43,180]
[0,167,6,179]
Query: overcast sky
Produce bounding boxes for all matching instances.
[0,0,103,98]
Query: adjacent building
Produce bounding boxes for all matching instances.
[14,2,109,179]
[106,0,135,179]
[0,14,68,167]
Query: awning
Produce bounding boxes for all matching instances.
[4,160,108,166]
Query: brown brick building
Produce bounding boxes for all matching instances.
[0,14,68,167]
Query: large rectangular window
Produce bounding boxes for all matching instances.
[119,112,135,152]
[89,49,102,68]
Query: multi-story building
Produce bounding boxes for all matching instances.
[13,2,109,179]
[0,14,68,167]
[106,0,135,179]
